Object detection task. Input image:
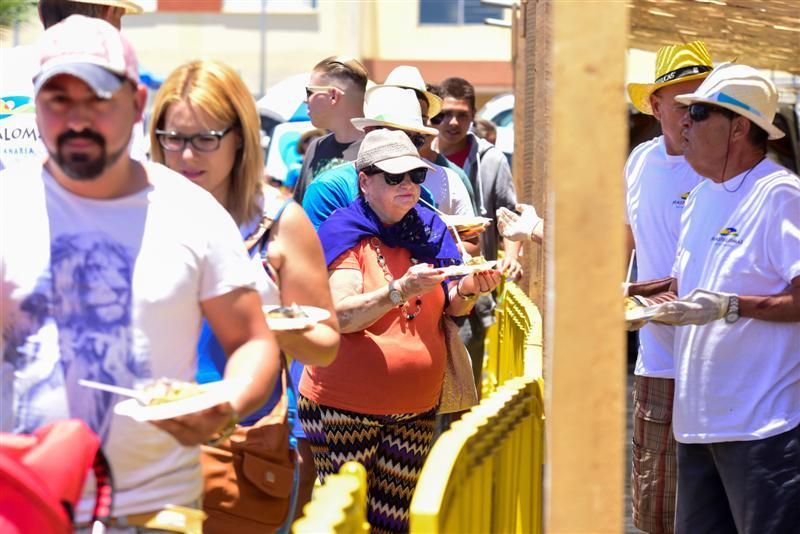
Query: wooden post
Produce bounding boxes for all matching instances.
[542,0,628,531]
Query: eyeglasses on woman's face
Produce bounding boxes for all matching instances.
[362,165,427,186]
[155,126,234,152]
[688,103,738,123]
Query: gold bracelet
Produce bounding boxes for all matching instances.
[456,277,477,300]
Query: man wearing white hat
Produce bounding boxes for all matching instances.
[622,40,713,533]
[0,15,280,530]
[0,0,143,171]
[634,62,799,532]
[301,85,473,230]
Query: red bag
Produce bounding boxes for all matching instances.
[0,419,112,534]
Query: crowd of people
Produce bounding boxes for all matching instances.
[0,1,515,533]
[1,2,797,534]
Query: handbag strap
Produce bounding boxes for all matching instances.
[247,354,292,429]
[91,448,113,524]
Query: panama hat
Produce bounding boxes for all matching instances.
[68,0,143,14]
[627,41,713,115]
[356,129,433,174]
[351,85,439,136]
[675,62,785,140]
[384,65,442,119]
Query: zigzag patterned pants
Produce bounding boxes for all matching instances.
[298,394,436,534]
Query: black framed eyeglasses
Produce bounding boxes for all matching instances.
[408,133,427,149]
[155,126,234,152]
[362,165,427,186]
[688,103,738,123]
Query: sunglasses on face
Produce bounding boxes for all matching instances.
[688,103,738,122]
[155,126,234,152]
[305,85,340,100]
[362,165,427,186]
[429,110,472,126]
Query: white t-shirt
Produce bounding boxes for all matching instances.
[625,136,703,378]
[671,159,800,443]
[0,45,147,171]
[0,161,258,518]
[423,160,476,217]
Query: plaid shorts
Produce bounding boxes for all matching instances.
[631,375,677,533]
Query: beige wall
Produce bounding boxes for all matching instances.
[2,0,513,97]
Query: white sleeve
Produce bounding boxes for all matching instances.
[766,191,800,283]
[445,168,476,217]
[197,201,258,302]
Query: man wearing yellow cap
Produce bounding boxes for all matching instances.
[0,0,142,171]
[623,41,713,533]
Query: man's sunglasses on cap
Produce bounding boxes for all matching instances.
[361,165,427,186]
[688,103,738,123]
[155,126,234,152]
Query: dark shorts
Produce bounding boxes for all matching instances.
[675,423,800,534]
[631,375,677,533]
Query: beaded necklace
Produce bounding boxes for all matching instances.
[370,237,422,320]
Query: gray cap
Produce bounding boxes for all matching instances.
[355,129,433,174]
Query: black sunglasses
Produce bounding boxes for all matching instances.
[688,103,738,123]
[362,165,427,186]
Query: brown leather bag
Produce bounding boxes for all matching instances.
[200,362,296,533]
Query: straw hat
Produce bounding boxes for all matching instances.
[675,62,785,140]
[356,129,433,174]
[384,65,442,119]
[627,41,713,115]
[67,0,143,14]
[351,85,439,136]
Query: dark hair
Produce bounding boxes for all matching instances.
[38,0,112,28]
[426,83,443,99]
[314,55,369,93]
[745,120,769,151]
[440,77,476,113]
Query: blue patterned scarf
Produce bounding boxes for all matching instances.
[318,197,462,268]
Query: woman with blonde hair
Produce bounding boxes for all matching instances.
[150,59,339,529]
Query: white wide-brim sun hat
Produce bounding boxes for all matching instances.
[675,62,785,140]
[351,85,439,137]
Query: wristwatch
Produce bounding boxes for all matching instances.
[388,279,406,305]
[724,295,740,323]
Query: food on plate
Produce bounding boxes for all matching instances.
[142,378,203,406]
[464,255,488,266]
[265,303,308,320]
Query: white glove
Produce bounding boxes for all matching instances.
[653,288,733,326]
[498,204,543,242]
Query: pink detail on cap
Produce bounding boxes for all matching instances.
[36,15,139,84]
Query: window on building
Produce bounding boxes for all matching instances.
[419,0,504,25]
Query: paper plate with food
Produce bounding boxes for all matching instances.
[262,303,330,331]
[440,256,498,277]
[98,378,248,422]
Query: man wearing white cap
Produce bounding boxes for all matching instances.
[0,0,143,171]
[0,15,280,530]
[632,62,799,532]
[620,40,713,533]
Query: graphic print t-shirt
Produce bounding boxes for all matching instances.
[0,161,257,518]
[292,133,361,203]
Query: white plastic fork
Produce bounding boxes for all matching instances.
[79,379,151,404]
[418,198,472,263]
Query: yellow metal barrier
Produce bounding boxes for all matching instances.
[292,461,369,534]
[411,281,544,533]
[483,281,543,397]
[410,376,545,533]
